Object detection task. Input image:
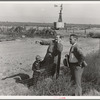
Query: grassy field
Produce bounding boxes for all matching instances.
[0,36,100,96]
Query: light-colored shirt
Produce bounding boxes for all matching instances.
[69,43,78,63]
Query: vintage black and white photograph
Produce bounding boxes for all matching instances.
[0,1,100,97]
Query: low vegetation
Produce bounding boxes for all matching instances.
[83,50,100,89]
[0,26,57,41]
[87,31,100,38]
[0,23,100,96]
[29,50,100,96]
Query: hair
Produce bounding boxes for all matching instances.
[55,34,62,39]
[36,55,41,60]
[70,34,78,40]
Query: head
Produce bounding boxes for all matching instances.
[35,55,42,62]
[55,35,62,43]
[69,34,78,45]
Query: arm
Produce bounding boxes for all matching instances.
[32,63,41,72]
[40,40,52,45]
[64,54,69,67]
[32,61,45,73]
[74,46,85,65]
[32,62,36,72]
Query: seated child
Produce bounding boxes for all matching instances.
[32,55,45,86]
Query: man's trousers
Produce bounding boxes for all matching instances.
[69,63,84,96]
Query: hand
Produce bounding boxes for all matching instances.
[40,69,45,73]
[48,53,52,57]
[78,62,83,67]
[65,54,69,58]
[37,69,45,73]
[82,61,88,67]
[36,70,41,72]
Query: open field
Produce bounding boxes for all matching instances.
[0,37,99,95]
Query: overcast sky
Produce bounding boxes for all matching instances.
[0,1,100,24]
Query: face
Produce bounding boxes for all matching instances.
[55,35,61,43]
[36,57,42,62]
[69,36,76,45]
[36,58,41,62]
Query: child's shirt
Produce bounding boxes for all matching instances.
[32,61,41,72]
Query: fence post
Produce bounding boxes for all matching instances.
[98,38,100,57]
[73,28,74,33]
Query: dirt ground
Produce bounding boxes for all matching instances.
[0,37,99,95]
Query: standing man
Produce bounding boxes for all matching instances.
[35,35,63,79]
[68,34,87,96]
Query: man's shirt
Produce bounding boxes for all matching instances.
[69,43,78,63]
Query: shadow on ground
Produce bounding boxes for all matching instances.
[1,73,34,88]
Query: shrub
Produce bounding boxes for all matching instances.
[87,32,94,37]
[87,32,100,38]
[24,28,57,38]
[92,33,100,38]
[27,51,100,96]
[30,69,75,96]
[83,50,100,85]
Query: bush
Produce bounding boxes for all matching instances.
[87,32,94,37]
[87,32,100,38]
[28,51,100,96]
[83,50,100,84]
[24,28,57,38]
[92,33,100,38]
[25,28,36,37]
[34,75,73,96]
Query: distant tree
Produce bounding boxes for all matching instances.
[14,26,24,33]
[26,28,36,37]
[87,32,94,37]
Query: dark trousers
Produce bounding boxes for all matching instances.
[42,54,56,78]
[32,71,40,86]
[54,53,61,79]
[70,66,75,81]
[43,53,61,79]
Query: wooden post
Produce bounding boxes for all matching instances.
[73,28,74,33]
[85,28,86,34]
[98,38,100,57]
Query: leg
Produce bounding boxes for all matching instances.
[54,56,58,79]
[51,63,56,77]
[74,66,84,96]
[69,66,75,82]
[56,54,61,79]
[32,72,40,86]
[54,55,61,79]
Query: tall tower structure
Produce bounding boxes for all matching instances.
[54,4,64,29]
[58,4,63,22]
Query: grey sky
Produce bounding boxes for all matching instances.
[0,2,100,24]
